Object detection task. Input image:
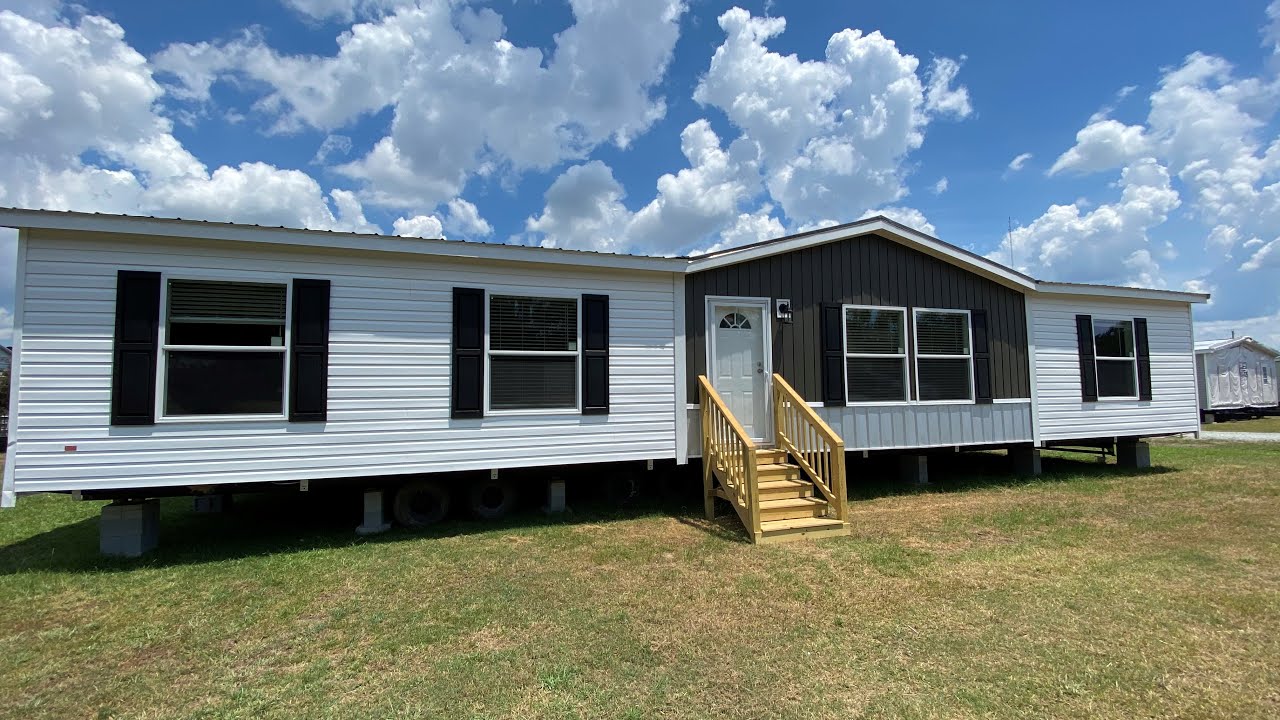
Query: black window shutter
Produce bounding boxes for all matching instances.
[1075,314,1098,402]
[1134,317,1152,401]
[289,278,330,422]
[582,294,609,414]
[110,270,161,425]
[452,287,484,418]
[971,309,993,404]
[820,303,845,406]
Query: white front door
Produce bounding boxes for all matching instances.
[710,302,769,440]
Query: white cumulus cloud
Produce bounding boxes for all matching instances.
[1048,119,1150,175]
[155,0,688,211]
[861,206,936,236]
[528,119,765,254]
[1007,152,1033,172]
[990,158,1181,286]
[392,214,444,239]
[1018,16,1280,340]
[691,7,970,226]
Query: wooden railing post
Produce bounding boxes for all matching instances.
[832,437,847,522]
[745,444,760,538]
[701,383,714,521]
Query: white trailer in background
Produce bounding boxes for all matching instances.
[1194,336,1280,420]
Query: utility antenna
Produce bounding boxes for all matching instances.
[1006,217,1015,268]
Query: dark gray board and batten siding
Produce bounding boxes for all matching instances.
[686,231,1031,404]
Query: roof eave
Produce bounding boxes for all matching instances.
[685,216,1039,291]
[0,208,690,274]
[1033,281,1210,304]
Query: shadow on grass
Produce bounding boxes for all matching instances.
[0,471,717,575]
[846,449,1176,501]
[0,452,1173,573]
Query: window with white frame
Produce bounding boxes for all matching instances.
[162,279,288,417]
[844,306,908,403]
[1093,319,1138,398]
[488,295,579,410]
[914,309,972,402]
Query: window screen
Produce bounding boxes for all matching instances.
[1093,319,1138,398]
[844,307,907,403]
[488,295,579,410]
[162,279,289,417]
[915,310,972,402]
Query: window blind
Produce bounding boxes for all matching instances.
[168,280,286,322]
[847,357,906,402]
[916,311,969,355]
[489,296,577,351]
[845,308,904,354]
[490,356,577,410]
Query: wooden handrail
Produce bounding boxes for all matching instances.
[698,376,757,452]
[771,373,848,524]
[772,374,844,446]
[698,376,761,539]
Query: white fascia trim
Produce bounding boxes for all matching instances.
[0,209,690,274]
[686,218,1038,292]
[2,229,27,508]
[1032,282,1209,304]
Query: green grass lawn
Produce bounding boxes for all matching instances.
[1206,415,1280,433]
[0,443,1278,719]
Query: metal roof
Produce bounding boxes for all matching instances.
[0,207,1211,304]
[692,214,1039,283]
[1195,336,1280,357]
[0,206,672,259]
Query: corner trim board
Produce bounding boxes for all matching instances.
[674,274,688,464]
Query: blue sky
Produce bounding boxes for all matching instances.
[1,0,1279,345]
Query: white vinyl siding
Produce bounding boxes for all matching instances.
[1029,296,1198,441]
[7,230,678,494]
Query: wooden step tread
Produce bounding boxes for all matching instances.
[758,479,812,489]
[759,517,846,532]
[756,463,799,472]
[758,496,826,510]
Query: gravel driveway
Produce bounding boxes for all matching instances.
[1198,431,1280,442]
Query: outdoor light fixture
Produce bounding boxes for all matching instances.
[776,298,793,324]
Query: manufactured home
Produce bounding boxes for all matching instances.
[1194,336,1279,420]
[0,209,1207,552]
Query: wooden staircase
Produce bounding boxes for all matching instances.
[699,375,850,544]
[753,448,848,542]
